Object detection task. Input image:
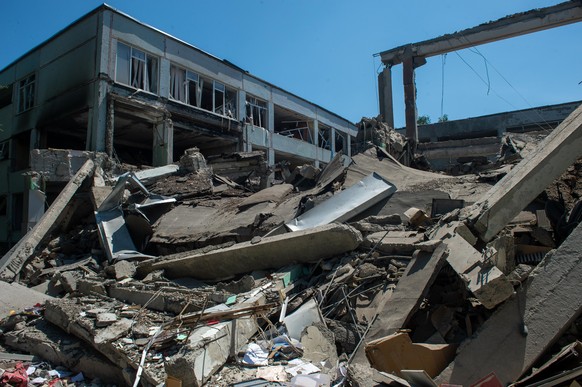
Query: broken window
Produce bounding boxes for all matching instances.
[213,81,237,118]
[0,140,8,161]
[11,193,23,232]
[318,125,331,150]
[246,96,267,128]
[0,195,6,216]
[18,74,35,113]
[200,75,213,112]
[115,42,158,94]
[11,131,30,171]
[0,84,13,109]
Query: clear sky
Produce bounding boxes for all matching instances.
[1,1,581,127]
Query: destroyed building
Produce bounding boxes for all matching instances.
[0,4,357,252]
[0,2,582,387]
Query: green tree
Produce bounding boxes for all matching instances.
[438,114,449,122]
[417,115,431,125]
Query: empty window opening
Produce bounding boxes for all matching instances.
[0,140,9,161]
[200,75,213,112]
[274,105,314,143]
[335,131,347,152]
[246,96,267,128]
[0,84,13,109]
[18,74,35,113]
[11,193,23,232]
[11,131,30,171]
[116,42,158,94]
[0,195,7,216]
[318,125,331,150]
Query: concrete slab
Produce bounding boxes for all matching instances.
[140,223,363,281]
[470,103,582,242]
[445,233,513,309]
[238,184,293,209]
[436,222,582,386]
[3,320,125,384]
[0,281,54,316]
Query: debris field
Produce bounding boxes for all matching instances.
[0,105,582,387]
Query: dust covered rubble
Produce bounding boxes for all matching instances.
[0,134,581,387]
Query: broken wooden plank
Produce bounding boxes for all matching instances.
[0,159,95,281]
[436,221,582,386]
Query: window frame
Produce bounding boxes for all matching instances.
[246,95,268,129]
[115,41,159,94]
[17,74,35,113]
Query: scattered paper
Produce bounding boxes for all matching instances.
[242,343,269,366]
[285,360,321,377]
[256,365,288,382]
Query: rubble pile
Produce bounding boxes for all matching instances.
[356,117,407,161]
[1,103,582,387]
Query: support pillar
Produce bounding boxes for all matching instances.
[403,56,418,145]
[87,80,108,152]
[378,66,394,129]
[105,98,114,158]
[267,101,275,166]
[331,127,336,155]
[153,118,174,167]
[313,120,320,168]
[347,135,352,157]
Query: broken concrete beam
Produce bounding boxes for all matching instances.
[0,281,54,316]
[469,103,582,242]
[353,244,448,362]
[0,159,95,281]
[436,222,582,386]
[139,223,363,280]
[366,332,456,378]
[363,230,424,255]
[3,320,125,384]
[445,233,513,309]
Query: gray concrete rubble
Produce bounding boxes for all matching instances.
[0,131,581,386]
[436,221,582,386]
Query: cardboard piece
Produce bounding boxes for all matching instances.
[365,332,456,378]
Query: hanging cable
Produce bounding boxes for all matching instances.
[469,48,491,95]
[440,53,447,119]
[454,51,519,110]
[458,32,554,132]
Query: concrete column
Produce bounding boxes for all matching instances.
[403,56,418,145]
[152,118,174,167]
[238,90,246,122]
[347,135,352,157]
[105,97,114,157]
[378,66,394,129]
[267,101,275,165]
[313,120,320,168]
[331,127,336,155]
[87,80,108,152]
[159,58,171,99]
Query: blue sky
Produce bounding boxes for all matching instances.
[1,1,581,127]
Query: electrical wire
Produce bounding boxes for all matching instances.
[440,53,447,118]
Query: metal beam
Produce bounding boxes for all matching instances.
[379,1,582,65]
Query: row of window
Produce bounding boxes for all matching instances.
[115,41,267,125]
